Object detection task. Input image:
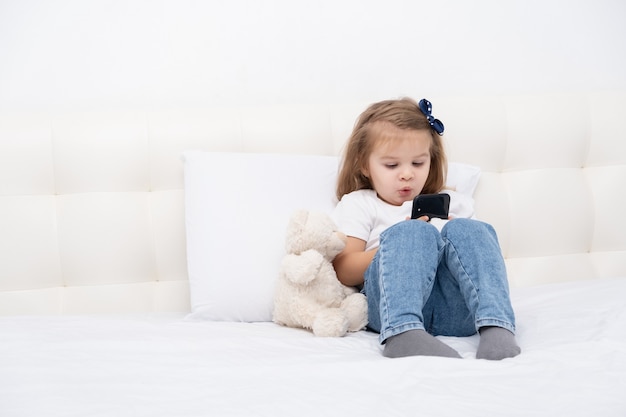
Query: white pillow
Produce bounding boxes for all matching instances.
[446,162,481,196]
[183,151,340,322]
[183,151,480,322]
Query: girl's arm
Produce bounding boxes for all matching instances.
[333,236,377,287]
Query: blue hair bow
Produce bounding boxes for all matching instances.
[418,99,445,135]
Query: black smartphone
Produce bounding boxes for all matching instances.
[411,193,450,220]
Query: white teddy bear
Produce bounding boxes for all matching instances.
[272,209,368,337]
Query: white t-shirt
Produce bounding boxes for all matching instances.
[332,189,475,251]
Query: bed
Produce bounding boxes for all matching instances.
[1,93,625,416]
[1,277,625,416]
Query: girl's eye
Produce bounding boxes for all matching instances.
[413,161,425,167]
[385,164,398,169]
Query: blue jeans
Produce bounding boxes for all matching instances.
[363,219,516,344]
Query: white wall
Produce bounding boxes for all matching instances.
[1,0,625,110]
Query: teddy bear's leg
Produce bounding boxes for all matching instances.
[341,293,368,332]
[312,308,349,337]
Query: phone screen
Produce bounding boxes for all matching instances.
[411,193,450,220]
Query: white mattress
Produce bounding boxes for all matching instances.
[2,277,625,417]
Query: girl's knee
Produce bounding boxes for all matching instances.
[442,218,497,240]
[380,220,442,249]
[383,219,438,239]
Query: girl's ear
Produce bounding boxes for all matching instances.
[360,166,369,178]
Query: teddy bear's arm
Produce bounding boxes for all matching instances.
[280,249,324,285]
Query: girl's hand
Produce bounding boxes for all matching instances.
[406,215,430,222]
[406,215,455,222]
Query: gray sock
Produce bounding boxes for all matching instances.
[476,326,521,360]
[383,329,461,359]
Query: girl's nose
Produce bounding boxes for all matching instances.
[400,169,413,181]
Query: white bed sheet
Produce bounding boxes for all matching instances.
[1,277,625,417]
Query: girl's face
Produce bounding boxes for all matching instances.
[363,126,432,206]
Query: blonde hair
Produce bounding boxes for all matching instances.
[336,97,447,200]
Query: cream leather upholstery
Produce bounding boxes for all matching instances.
[1,93,625,315]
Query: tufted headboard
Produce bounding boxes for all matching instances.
[1,93,625,315]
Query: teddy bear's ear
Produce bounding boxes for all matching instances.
[285,209,309,252]
[290,209,309,228]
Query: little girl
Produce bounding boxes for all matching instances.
[332,97,521,360]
